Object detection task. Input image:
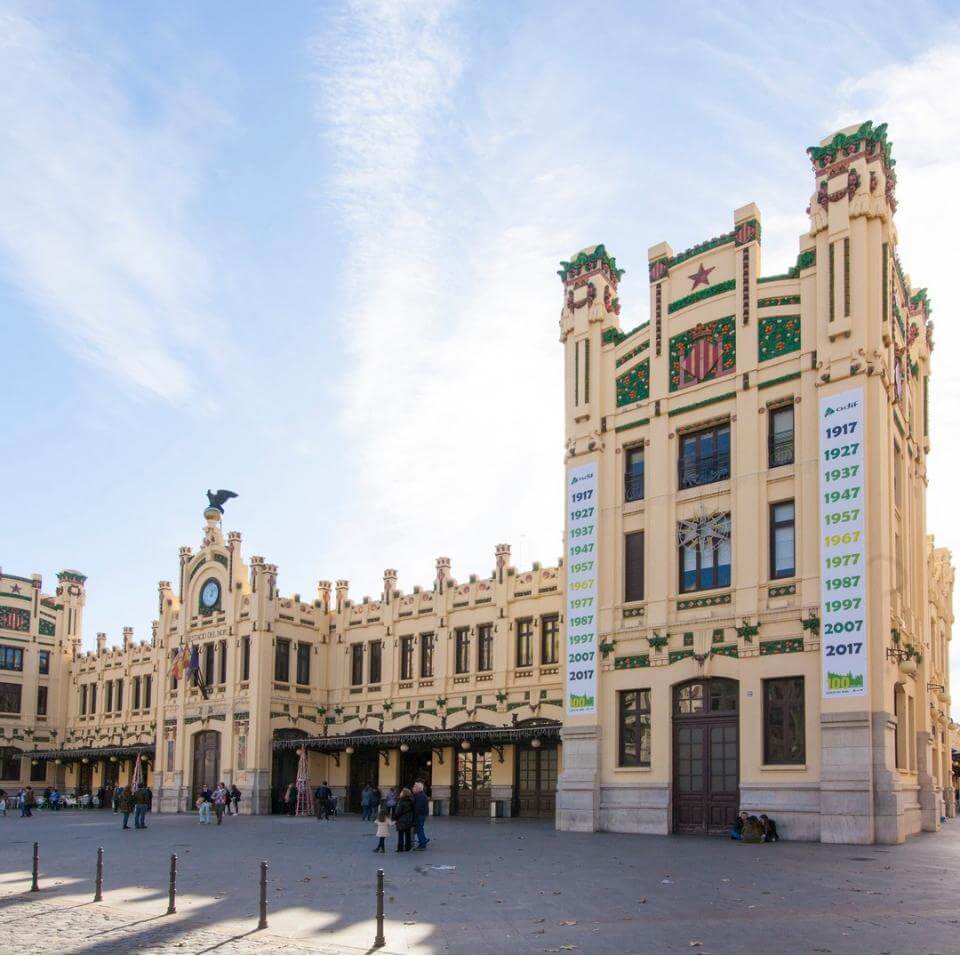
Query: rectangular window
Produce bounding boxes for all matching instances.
[455,628,470,674]
[204,643,215,686]
[89,683,97,714]
[38,651,50,675]
[584,337,590,403]
[829,240,836,322]
[893,443,902,509]
[218,640,227,684]
[296,642,311,686]
[166,738,175,769]
[843,236,851,317]
[36,685,47,717]
[769,500,796,579]
[0,681,22,715]
[574,338,580,406]
[768,404,794,467]
[679,513,731,593]
[115,678,123,712]
[242,636,250,681]
[0,646,24,672]
[400,636,414,680]
[30,759,46,782]
[420,633,434,678]
[477,624,493,672]
[763,676,805,764]
[882,242,889,324]
[80,684,87,716]
[625,445,645,502]
[618,689,651,767]
[274,638,290,683]
[678,424,730,489]
[368,640,381,684]
[350,643,363,686]
[0,746,21,778]
[516,619,533,668]
[133,676,141,710]
[144,675,152,709]
[541,615,559,665]
[105,681,113,713]
[625,531,645,603]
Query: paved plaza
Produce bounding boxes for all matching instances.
[1,812,959,954]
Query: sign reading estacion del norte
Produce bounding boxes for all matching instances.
[566,462,598,715]
[819,387,867,697]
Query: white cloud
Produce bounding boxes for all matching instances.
[0,5,223,402]
[833,41,960,716]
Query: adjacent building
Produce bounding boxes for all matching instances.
[0,122,954,843]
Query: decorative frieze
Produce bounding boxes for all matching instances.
[759,638,804,655]
[614,654,650,670]
[677,593,731,611]
[758,315,801,362]
[616,358,650,407]
[768,583,797,598]
[668,278,737,315]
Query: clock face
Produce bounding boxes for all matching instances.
[200,579,220,610]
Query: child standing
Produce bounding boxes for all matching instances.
[373,809,393,853]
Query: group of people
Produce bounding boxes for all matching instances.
[731,811,779,842]
[196,783,241,824]
[116,785,152,829]
[370,781,430,853]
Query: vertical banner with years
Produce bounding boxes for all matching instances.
[819,387,868,698]
[566,462,598,715]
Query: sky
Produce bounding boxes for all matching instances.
[2,0,960,712]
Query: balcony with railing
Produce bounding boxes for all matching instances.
[768,430,795,468]
[624,471,645,502]
[678,451,730,490]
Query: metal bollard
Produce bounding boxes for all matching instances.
[166,854,177,915]
[94,847,104,902]
[373,867,385,949]
[30,842,39,892]
[257,861,268,930]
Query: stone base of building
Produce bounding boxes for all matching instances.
[599,783,670,834]
[556,724,601,832]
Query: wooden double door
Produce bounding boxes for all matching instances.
[515,745,558,818]
[348,751,379,813]
[672,679,739,834]
[453,749,491,816]
[191,731,221,806]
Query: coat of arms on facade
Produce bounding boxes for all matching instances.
[669,317,736,392]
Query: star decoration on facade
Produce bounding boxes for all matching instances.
[10,583,22,593]
[689,263,715,289]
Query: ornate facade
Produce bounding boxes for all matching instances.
[1,123,955,843]
[557,122,956,843]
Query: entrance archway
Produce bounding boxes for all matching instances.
[672,678,739,833]
[191,731,221,805]
[271,729,302,814]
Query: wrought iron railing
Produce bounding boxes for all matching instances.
[678,451,730,489]
[768,430,795,467]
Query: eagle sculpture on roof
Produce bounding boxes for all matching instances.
[206,489,238,514]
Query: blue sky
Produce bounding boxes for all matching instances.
[3,0,960,707]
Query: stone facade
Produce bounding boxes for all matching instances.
[557,122,956,844]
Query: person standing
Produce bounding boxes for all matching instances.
[198,785,213,824]
[373,808,393,853]
[112,786,121,814]
[21,787,34,818]
[145,785,153,815]
[229,784,241,816]
[412,781,430,850]
[119,786,134,830]
[384,787,398,819]
[0,788,7,816]
[359,784,372,821]
[133,785,150,829]
[213,782,228,824]
[394,788,414,852]
[314,781,331,820]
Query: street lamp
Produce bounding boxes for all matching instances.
[530,738,542,749]
[460,740,471,751]
[399,743,409,753]
[345,746,355,755]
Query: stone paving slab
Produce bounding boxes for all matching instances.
[1,811,958,954]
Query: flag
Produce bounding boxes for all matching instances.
[167,645,188,679]
[187,644,209,699]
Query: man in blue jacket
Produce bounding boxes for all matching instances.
[412,781,430,850]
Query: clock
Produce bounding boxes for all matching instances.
[200,578,221,611]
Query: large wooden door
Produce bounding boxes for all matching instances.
[78,761,93,796]
[453,749,492,816]
[672,679,739,834]
[348,751,379,813]
[515,745,558,818]
[191,731,220,805]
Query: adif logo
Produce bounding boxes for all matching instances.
[824,399,860,417]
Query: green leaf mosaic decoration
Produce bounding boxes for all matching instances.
[757,295,801,308]
[711,644,738,658]
[759,638,804,655]
[669,315,735,392]
[614,654,650,670]
[669,649,694,664]
[806,121,894,170]
[615,340,650,367]
[558,244,625,283]
[668,278,736,315]
[758,249,815,284]
[677,593,731,611]
[758,315,801,362]
[38,618,56,637]
[616,358,650,407]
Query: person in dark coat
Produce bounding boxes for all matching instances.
[119,787,135,830]
[760,814,780,842]
[394,788,414,852]
[412,781,430,849]
[314,781,332,820]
